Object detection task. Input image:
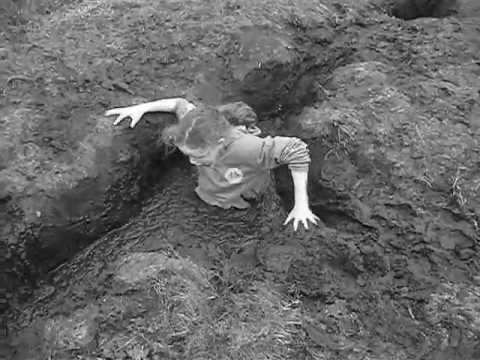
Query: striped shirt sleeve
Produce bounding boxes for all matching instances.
[257,136,311,172]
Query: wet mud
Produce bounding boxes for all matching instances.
[1,0,480,359]
[0,0,351,298]
[3,158,479,359]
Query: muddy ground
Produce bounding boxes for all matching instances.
[1,0,480,359]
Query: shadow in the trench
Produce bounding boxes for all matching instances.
[389,0,459,20]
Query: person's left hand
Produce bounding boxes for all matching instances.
[284,205,320,231]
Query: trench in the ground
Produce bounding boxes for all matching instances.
[5,32,479,360]
[29,49,352,277]
[4,38,357,318]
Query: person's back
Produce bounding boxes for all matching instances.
[194,127,272,209]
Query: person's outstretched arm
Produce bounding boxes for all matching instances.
[234,135,320,231]
[105,98,196,128]
[285,167,318,231]
[265,137,319,231]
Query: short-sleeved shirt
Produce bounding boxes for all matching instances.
[194,127,310,209]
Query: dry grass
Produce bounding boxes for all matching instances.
[0,0,33,25]
[449,166,468,208]
[149,269,305,359]
[105,252,307,359]
[324,121,357,161]
[0,0,75,27]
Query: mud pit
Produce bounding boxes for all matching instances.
[4,162,480,359]
[2,0,480,359]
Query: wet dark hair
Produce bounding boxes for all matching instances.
[216,101,258,126]
[162,105,233,150]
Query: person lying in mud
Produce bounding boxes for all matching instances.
[105,98,320,231]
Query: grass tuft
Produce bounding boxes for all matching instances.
[148,263,305,359]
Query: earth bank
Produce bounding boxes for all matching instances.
[1,0,480,359]
[0,0,344,305]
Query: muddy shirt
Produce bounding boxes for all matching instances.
[194,128,310,209]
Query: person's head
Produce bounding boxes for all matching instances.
[216,101,258,127]
[162,105,234,165]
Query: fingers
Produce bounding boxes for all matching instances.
[113,115,129,126]
[302,218,309,230]
[105,108,134,127]
[285,210,322,232]
[105,108,121,117]
[290,216,320,231]
[293,219,297,231]
[130,115,141,128]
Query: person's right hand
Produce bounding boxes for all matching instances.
[105,105,145,128]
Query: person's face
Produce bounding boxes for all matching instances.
[178,143,222,166]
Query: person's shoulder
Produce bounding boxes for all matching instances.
[222,131,265,164]
[176,99,197,119]
[230,130,263,147]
